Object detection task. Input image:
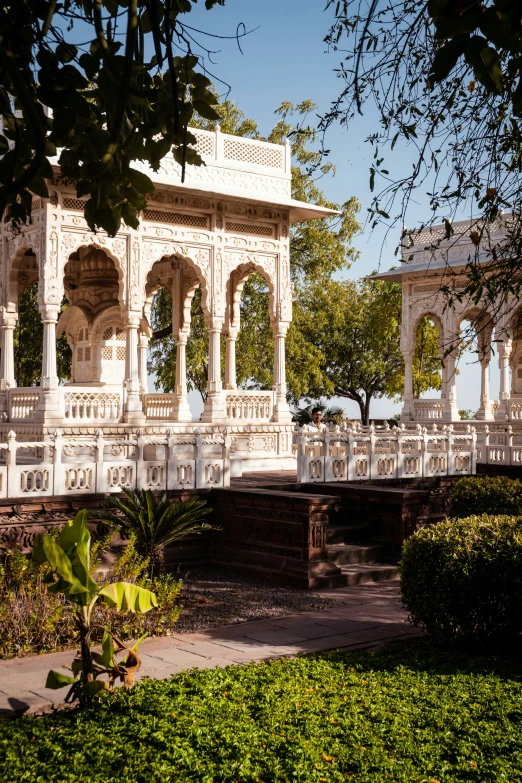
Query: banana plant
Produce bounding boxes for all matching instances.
[33,510,157,704]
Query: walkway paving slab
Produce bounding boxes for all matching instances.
[0,582,422,718]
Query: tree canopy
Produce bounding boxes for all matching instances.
[322,0,522,324]
[0,0,226,235]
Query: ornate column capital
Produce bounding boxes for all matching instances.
[39,306,60,323]
[124,313,141,329]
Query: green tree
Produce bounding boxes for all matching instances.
[295,278,405,424]
[148,99,362,399]
[0,1,226,235]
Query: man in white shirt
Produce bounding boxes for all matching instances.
[304,407,328,433]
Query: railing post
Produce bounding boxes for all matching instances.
[396,426,404,479]
[297,427,307,483]
[136,429,146,488]
[421,424,429,477]
[53,428,63,495]
[95,428,105,493]
[6,430,17,497]
[222,427,231,487]
[347,427,356,481]
[195,428,204,488]
[484,424,490,465]
[368,423,376,479]
[447,424,454,475]
[471,426,477,474]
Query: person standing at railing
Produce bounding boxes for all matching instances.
[303,407,328,434]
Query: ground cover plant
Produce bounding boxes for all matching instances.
[400,514,522,647]
[1,644,521,782]
[449,476,522,518]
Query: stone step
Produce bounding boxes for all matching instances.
[326,523,373,545]
[327,543,390,565]
[339,563,400,587]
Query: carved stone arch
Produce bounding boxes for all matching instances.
[6,242,40,311]
[144,257,203,339]
[60,235,127,310]
[142,243,211,320]
[225,255,277,328]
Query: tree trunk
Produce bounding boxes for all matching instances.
[363,395,372,425]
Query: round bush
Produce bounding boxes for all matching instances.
[449,475,522,518]
[399,515,522,647]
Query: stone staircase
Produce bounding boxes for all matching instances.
[326,518,399,587]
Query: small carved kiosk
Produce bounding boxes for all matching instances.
[0,128,335,498]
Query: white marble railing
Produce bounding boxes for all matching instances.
[413,399,444,419]
[297,423,477,483]
[0,429,231,499]
[63,388,123,422]
[8,389,40,420]
[224,390,274,421]
[143,394,179,420]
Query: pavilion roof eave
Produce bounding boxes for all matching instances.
[49,163,338,224]
[368,253,491,282]
[149,181,339,223]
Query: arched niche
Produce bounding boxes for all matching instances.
[57,304,126,386]
[6,247,39,311]
[411,312,444,399]
[144,250,211,323]
[225,257,277,330]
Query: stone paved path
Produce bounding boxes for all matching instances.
[0,582,420,718]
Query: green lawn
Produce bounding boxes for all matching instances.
[1,644,521,782]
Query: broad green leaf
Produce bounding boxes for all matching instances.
[429,36,468,84]
[100,630,115,669]
[97,582,158,613]
[41,537,87,597]
[46,670,77,689]
[193,101,221,122]
[127,168,154,194]
[27,176,49,199]
[465,36,503,93]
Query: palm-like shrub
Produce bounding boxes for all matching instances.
[93,489,216,577]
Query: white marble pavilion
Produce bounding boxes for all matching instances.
[0,127,335,489]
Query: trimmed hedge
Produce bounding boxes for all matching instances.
[449,475,522,518]
[399,514,522,647]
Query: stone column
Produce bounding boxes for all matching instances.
[400,350,414,420]
[476,359,492,420]
[272,321,292,423]
[442,351,460,421]
[224,328,238,390]
[172,331,191,421]
[496,340,512,420]
[124,314,145,424]
[138,334,149,395]
[37,306,64,423]
[201,318,226,422]
[0,313,17,390]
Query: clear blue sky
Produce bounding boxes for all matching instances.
[171,0,495,418]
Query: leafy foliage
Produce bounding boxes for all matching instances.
[1,646,522,782]
[92,488,214,578]
[412,316,442,398]
[323,0,522,324]
[294,278,405,423]
[0,1,225,235]
[33,510,157,703]
[449,475,522,518]
[400,514,522,647]
[0,534,182,660]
